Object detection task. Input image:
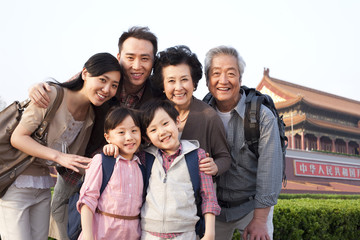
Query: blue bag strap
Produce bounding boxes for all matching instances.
[143,152,155,196]
[100,152,116,194]
[143,150,199,196]
[143,149,204,236]
[184,150,200,198]
[184,150,204,238]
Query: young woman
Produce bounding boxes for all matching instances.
[77,107,143,240]
[0,52,122,240]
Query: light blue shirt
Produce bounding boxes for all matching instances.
[207,89,283,222]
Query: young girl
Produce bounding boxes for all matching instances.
[77,107,143,240]
[0,52,122,240]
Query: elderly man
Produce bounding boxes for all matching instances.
[203,46,282,240]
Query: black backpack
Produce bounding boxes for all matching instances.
[203,85,288,187]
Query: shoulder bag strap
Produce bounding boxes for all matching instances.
[32,84,64,143]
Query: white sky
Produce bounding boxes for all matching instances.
[1,0,359,107]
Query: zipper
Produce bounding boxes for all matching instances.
[162,171,167,232]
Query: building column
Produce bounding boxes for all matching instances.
[332,138,336,152]
[317,136,321,151]
[345,140,349,154]
[287,134,292,149]
[301,132,305,151]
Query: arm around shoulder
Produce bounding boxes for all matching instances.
[28,81,52,108]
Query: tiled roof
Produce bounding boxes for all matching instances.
[257,69,360,118]
[283,114,360,134]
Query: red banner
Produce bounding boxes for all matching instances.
[294,160,360,180]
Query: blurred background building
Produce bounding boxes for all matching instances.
[257,69,360,194]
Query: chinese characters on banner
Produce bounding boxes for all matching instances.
[294,160,360,180]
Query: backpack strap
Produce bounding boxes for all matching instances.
[99,152,116,194]
[184,150,200,198]
[143,150,204,237]
[183,150,204,238]
[143,150,200,197]
[202,92,213,104]
[244,89,263,158]
[143,152,155,198]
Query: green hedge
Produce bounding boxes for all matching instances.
[274,198,360,240]
[231,194,360,240]
[279,193,360,200]
[48,192,360,240]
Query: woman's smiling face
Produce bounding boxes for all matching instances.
[162,63,194,110]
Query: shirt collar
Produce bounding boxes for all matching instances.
[208,89,246,120]
[233,88,246,120]
[159,143,182,159]
[120,84,146,100]
[116,154,141,165]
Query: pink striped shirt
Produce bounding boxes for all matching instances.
[77,153,143,240]
[138,144,220,238]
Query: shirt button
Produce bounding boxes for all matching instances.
[129,183,132,187]
[129,194,131,198]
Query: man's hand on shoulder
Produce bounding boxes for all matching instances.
[28,82,51,108]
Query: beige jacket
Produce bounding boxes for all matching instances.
[19,86,95,176]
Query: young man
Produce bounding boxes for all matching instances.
[138,99,220,240]
[116,26,158,109]
[87,26,157,155]
[202,46,283,240]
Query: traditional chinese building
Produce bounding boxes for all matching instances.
[257,69,360,194]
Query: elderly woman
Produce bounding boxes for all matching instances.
[151,45,231,176]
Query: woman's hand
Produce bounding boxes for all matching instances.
[11,123,90,173]
[103,144,120,158]
[199,153,218,176]
[55,152,91,173]
[28,82,51,108]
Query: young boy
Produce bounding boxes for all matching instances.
[139,99,220,240]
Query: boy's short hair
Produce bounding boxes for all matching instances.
[139,99,179,137]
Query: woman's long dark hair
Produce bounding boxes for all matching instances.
[57,52,122,90]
